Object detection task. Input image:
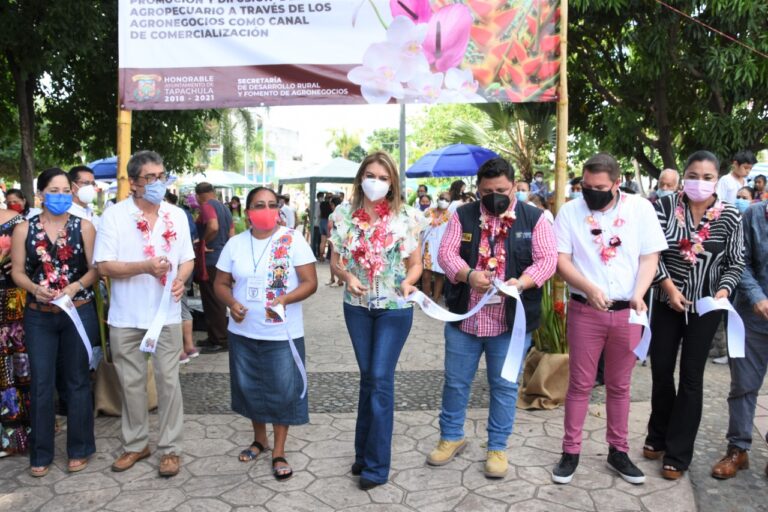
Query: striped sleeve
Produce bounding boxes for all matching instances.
[716,209,746,295]
[523,214,557,287]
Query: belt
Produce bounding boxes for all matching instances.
[571,293,630,311]
[28,299,91,313]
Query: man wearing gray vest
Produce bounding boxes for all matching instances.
[429,158,557,479]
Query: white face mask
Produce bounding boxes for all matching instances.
[534,176,543,183]
[361,178,390,202]
[437,199,450,209]
[77,185,97,204]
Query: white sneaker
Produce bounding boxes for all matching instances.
[713,356,729,365]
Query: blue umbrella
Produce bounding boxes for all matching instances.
[88,156,118,180]
[405,144,499,178]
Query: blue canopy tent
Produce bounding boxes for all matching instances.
[88,157,119,180]
[405,144,499,178]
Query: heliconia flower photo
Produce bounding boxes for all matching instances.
[348,0,561,104]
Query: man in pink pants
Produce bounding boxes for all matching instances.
[551,153,667,485]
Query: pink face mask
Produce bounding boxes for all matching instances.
[683,179,716,202]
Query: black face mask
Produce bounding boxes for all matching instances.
[582,187,615,211]
[481,192,511,216]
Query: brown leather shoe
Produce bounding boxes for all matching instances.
[159,452,181,477]
[711,446,749,480]
[111,446,151,472]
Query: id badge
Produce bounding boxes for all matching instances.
[246,277,264,302]
[486,293,502,305]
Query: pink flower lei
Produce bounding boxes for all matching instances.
[585,195,625,264]
[675,193,723,265]
[135,211,177,285]
[349,202,391,284]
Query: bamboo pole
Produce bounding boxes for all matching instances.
[553,0,568,303]
[116,109,132,201]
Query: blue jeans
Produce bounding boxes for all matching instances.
[727,325,768,450]
[439,323,532,451]
[343,303,413,483]
[25,303,97,466]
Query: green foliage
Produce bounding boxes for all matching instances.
[366,128,400,163]
[533,280,568,354]
[408,104,488,164]
[327,128,362,159]
[569,0,768,176]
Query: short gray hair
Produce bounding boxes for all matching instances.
[127,150,164,179]
[659,168,680,185]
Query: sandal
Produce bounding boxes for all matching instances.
[272,456,293,481]
[662,464,684,480]
[68,458,88,472]
[238,441,267,462]
[642,444,664,460]
[30,466,49,478]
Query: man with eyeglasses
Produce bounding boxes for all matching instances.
[194,181,234,354]
[68,165,101,230]
[94,150,195,477]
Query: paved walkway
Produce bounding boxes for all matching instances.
[1,264,766,511]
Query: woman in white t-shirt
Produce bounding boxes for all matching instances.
[214,187,317,481]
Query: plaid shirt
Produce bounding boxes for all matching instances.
[438,200,557,337]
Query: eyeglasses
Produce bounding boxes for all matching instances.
[249,203,279,210]
[76,180,96,187]
[134,172,167,184]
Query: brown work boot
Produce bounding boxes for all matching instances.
[111,446,151,472]
[711,446,749,479]
[159,452,181,477]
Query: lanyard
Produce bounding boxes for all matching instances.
[250,231,275,274]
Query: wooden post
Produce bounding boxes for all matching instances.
[553,0,568,303]
[116,109,132,201]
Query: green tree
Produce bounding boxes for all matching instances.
[569,0,768,177]
[366,128,400,162]
[327,128,362,159]
[409,104,488,164]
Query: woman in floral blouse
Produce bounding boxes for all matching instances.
[644,151,745,480]
[11,168,99,477]
[329,151,425,490]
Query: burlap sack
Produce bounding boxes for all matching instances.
[94,359,158,416]
[516,348,569,410]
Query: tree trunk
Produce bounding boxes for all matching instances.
[9,56,35,201]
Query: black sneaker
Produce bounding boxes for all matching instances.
[552,453,579,484]
[607,447,645,484]
[200,344,228,354]
[351,462,364,476]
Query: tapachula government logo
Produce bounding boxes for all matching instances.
[132,74,163,102]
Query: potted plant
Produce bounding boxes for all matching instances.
[517,279,569,409]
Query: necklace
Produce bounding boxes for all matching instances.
[250,230,275,273]
[675,193,723,264]
[585,194,625,264]
[135,209,177,285]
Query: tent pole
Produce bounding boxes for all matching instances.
[117,108,132,201]
[399,103,406,197]
[553,0,569,306]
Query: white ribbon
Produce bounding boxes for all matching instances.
[695,297,745,358]
[629,309,651,361]
[140,271,175,354]
[266,302,308,400]
[51,294,93,363]
[398,278,527,383]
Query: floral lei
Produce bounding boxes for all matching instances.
[349,201,391,284]
[675,193,723,265]
[585,194,625,264]
[426,207,450,227]
[34,218,73,290]
[135,210,177,285]
[478,209,516,271]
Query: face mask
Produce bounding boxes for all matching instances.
[734,198,750,213]
[8,203,24,214]
[142,180,166,205]
[481,192,511,216]
[534,176,543,183]
[77,185,96,204]
[437,199,450,209]
[683,179,716,202]
[361,178,390,202]
[515,191,528,202]
[569,191,583,200]
[44,193,73,216]
[419,203,430,211]
[248,208,278,230]
[582,187,615,211]
[656,189,675,199]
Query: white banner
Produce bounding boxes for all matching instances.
[140,271,176,354]
[51,295,93,364]
[696,297,745,358]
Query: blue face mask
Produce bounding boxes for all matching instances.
[515,191,528,202]
[44,193,73,216]
[142,180,167,205]
[656,189,675,199]
[735,198,750,213]
[569,191,583,200]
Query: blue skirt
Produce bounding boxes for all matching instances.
[228,331,309,425]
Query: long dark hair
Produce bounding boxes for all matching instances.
[6,188,29,215]
[229,195,243,217]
